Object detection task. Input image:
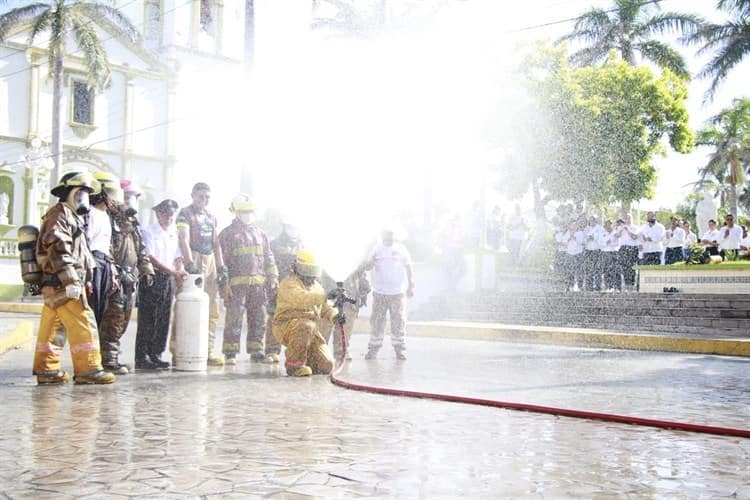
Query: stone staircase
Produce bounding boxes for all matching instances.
[414,292,750,339]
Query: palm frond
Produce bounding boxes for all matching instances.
[699,33,750,101]
[636,39,690,79]
[69,10,111,90]
[26,7,52,46]
[568,45,609,67]
[641,12,704,36]
[74,2,141,43]
[0,3,49,42]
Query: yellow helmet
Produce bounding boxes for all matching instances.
[294,249,321,278]
[51,171,101,198]
[230,193,255,213]
[93,171,124,204]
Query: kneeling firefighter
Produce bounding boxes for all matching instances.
[32,171,115,385]
[98,179,155,374]
[272,250,342,377]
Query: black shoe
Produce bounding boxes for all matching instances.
[103,362,130,375]
[149,354,170,369]
[135,357,158,370]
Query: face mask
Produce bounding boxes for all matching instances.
[285,226,299,239]
[239,212,255,225]
[70,189,90,215]
[124,195,139,213]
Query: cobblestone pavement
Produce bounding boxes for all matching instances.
[0,318,748,498]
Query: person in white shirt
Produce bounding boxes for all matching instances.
[718,214,743,258]
[507,204,527,261]
[739,226,750,258]
[699,219,722,257]
[86,178,119,327]
[361,228,414,360]
[638,211,665,265]
[664,216,686,264]
[553,223,569,287]
[563,220,585,291]
[616,214,640,290]
[583,215,604,290]
[134,199,187,370]
[599,220,620,291]
[683,220,698,249]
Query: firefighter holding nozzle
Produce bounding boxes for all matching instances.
[272,250,343,377]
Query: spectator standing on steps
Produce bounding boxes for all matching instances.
[175,182,226,366]
[362,227,414,360]
[639,211,665,266]
[664,216,686,264]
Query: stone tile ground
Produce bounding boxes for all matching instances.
[0,318,748,498]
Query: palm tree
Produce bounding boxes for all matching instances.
[558,0,703,79]
[0,0,140,184]
[696,98,750,216]
[685,0,750,101]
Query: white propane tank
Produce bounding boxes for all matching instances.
[173,274,209,371]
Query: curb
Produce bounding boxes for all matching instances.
[406,321,750,357]
[0,320,34,354]
[1,304,746,358]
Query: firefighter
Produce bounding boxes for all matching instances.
[175,182,225,366]
[32,171,115,385]
[218,194,279,364]
[272,250,341,377]
[97,180,155,374]
[264,217,303,363]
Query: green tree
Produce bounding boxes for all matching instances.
[0,0,140,183]
[512,45,694,212]
[558,0,703,79]
[685,0,750,101]
[695,98,750,216]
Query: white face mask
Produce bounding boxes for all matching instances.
[69,189,90,215]
[124,194,139,212]
[239,212,255,225]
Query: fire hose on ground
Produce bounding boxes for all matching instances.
[326,288,750,439]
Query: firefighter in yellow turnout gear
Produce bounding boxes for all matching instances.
[32,171,116,385]
[272,250,339,377]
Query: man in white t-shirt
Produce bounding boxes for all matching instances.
[719,214,743,256]
[699,219,722,257]
[362,228,414,360]
[638,211,665,265]
[664,216,686,264]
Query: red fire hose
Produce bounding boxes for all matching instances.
[330,326,750,439]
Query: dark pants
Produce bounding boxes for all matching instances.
[640,252,661,266]
[618,246,639,286]
[564,253,583,290]
[583,250,602,290]
[89,251,113,327]
[98,279,135,366]
[135,271,173,361]
[665,247,685,265]
[601,251,619,290]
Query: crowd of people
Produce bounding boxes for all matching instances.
[30,171,414,386]
[552,209,750,292]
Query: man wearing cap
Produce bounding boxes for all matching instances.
[217,194,278,364]
[135,199,187,370]
[176,182,225,366]
[97,179,155,374]
[272,250,339,377]
[362,227,414,360]
[32,171,115,385]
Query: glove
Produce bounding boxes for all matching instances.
[141,274,155,287]
[334,312,347,325]
[65,283,82,300]
[216,266,229,288]
[185,261,199,274]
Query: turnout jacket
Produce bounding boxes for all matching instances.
[36,202,96,307]
[272,274,337,327]
[109,206,154,280]
[218,219,278,287]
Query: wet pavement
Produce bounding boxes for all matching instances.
[0,317,749,498]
